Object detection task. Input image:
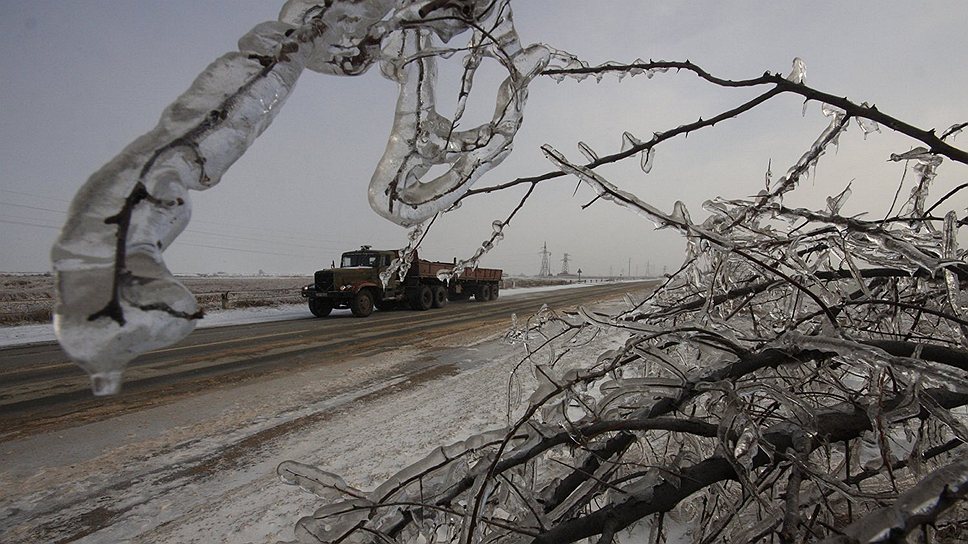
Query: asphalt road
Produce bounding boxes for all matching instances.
[0,281,655,439]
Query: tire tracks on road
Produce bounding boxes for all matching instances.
[0,282,655,439]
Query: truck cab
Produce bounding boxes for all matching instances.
[302,247,401,317]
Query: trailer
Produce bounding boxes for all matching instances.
[302,246,503,317]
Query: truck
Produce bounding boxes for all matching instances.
[302,246,503,317]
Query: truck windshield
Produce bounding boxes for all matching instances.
[342,253,378,267]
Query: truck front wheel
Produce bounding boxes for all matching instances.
[309,298,333,317]
[351,290,374,317]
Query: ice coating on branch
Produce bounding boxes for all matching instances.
[542,144,726,246]
[764,102,849,201]
[545,48,589,82]
[890,147,940,165]
[53,1,550,394]
[621,131,642,153]
[278,0,394,76]
[578,141,599,162]
[380,222,424,288]
[892,147,944,221]
[436,219,505,283]
[942,211,966,323]
[278,461,366,500]
[944,122,965,140]
[52,16,319,394]
[821,102,845,119]
[786,57,806,84]
[855,106,881,139]
[825,183,852,215]
[640,147,656,173]
[368,5,550,226]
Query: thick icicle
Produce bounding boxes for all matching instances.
[52,16,322,394]
[368,6,550,226]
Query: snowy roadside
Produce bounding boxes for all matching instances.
[0,293,636,544]
[0,280,626,348]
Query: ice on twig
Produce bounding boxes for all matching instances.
[621,131,642,153]
[825,183,852,214]
[640,147,656,173]
[786,57,806,84]
[856,108,881,139]
[578,141,599,162]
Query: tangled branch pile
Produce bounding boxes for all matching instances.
[276,48,968,544]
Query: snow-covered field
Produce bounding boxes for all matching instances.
[0,282,643,543]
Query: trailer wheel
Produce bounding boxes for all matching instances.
[490,284,499,300]
[432,285,448,308]
[351,290,374,317]
[476,284,491,302]
[411,285,433,311]
[308,298,333,318]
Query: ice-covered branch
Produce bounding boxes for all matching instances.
[464,58,967,204]
[368,4,550,226]
[54,3,344,394]
[54,0,551,394]
[822,457,968,543]
[544,59,968,165]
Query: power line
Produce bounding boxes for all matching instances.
[0,202,66,214]
[0,217,324,259]
[2,189,395,246]
[0,218,61,230]
[173,241,323,259]
[0,201,385,253]
[0,188,72,204]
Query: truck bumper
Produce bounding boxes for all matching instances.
[302,285,353,303]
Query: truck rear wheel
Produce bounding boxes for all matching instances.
[490,284,499,300]
[351,290,374,317]
[432,285,448,308]
[476,284,491,302]
[309,298,333,317]
[410,285,433,311]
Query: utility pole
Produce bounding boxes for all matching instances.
[561,253,571,276]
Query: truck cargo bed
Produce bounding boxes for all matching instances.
[411,260,502,282]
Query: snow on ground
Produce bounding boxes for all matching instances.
[0,281,615,348]
[0,289,639,543]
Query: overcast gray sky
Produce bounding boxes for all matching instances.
[1,1,966,277]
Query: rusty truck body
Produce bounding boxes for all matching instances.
[302,246,502,317]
